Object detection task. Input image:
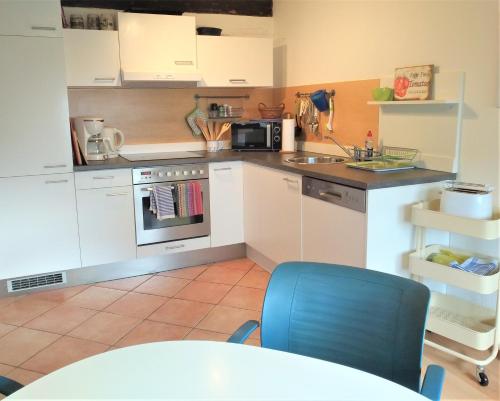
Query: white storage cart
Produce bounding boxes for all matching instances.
[409,200,500,386]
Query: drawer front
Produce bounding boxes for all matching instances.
[137,236,211,258]
[75,169,132,189]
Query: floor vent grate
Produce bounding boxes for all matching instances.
[7,272,67,292]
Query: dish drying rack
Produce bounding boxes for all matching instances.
[409,199,500,386]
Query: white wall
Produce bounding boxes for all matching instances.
[274,0,499,196]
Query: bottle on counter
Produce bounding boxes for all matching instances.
[365,130,374,158]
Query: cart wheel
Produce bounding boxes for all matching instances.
[476,366,489,386]
[478,372,489,387]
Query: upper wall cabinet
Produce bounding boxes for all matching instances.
[118,12,199,83]
[197,36,273,87]
[63,29,121,87]
[0,36,72,177]
[0,0,62,38]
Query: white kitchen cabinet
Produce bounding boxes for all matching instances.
[302,195,367,268]
[0,0,62,38]
[118,12,198,81]
[0,36,72,177]
[0,174,81,280]
[63,29,121,87]
[209,162,244,247]
[76,184,136,267]
[197,36,273,87]
[244,163,302,264]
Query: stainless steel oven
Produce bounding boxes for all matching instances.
[133,164,210,246]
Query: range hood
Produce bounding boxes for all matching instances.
[121,71,202,88]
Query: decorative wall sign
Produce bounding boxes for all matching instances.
[394,65,433,100]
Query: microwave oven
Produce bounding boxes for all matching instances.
[231,120,282,151]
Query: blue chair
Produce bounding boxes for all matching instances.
[0,376,23,396]
[229,262,445,401]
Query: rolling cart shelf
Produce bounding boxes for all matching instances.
[428,292,496,351]
[409,245,499,294]
[410,200,500,386]
[411,200,500,240]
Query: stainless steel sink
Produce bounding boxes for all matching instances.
[285,156,346,164]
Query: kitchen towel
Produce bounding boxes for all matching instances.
[190,181,204,216]
[450,257,499,276]
[177,183,189,218]
[153,185,175,220]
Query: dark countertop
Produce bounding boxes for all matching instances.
[74,150,455,190]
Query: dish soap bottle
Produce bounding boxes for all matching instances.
[365,130,374,158]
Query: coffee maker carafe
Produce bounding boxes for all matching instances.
[74,117,109,161]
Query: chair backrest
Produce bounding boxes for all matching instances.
[260,262,430,392]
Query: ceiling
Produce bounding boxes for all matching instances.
[61,0,273,17]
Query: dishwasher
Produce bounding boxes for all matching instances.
[302,176,367,268]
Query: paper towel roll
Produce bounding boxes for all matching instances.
[281,118,296,152]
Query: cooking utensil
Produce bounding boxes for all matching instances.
[310,89,329,112]
[326,96,334,131]
[216,122,232,140]
[195,117,210,142]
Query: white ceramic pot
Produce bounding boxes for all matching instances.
[440,182,493,219]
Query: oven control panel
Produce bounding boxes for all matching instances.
[133,164,209,184]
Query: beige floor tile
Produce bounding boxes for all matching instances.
[65,286,127,310]
[244,338,261,347]
[5,368,44,385]
[220,286,265,311]
[0,327,60,366]
[21,336,109,374]
[149,298,213,327]
[157,265,208,280]
[95,275,153,291]
[115,320,190,348]
[184,329,229,342]
[68,312,140,345]
[175,281,232,304]
[105,292,167,319]
[0,363,14,376]
[24,285,89,303]
[195,265,248,285]
[0,295,24,309]
[197,305,260,335]
[251,264,267,272]
[0,323,16,338]
[23,304,97,335]
[0,297,58,326]
[210,258,255,271]
[134,276,190,297]
[237,270,270,290]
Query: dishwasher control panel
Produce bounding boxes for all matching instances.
[302,176,366,213]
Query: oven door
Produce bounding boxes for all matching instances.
[231,123,271,150]
[134,179,210,246]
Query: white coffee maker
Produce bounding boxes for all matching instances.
[74,117,108,161]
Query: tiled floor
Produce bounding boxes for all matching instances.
[0,258,497,401]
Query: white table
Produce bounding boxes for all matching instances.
[9,341,427,400]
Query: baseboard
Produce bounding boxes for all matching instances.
[0,243,245,298]
[246,245,277,273]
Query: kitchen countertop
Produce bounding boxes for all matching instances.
[74,151,455,190]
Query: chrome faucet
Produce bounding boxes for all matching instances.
[324,135,355,161]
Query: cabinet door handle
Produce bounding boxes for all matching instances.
[94,77,116,82]
[106,192,128,197]
[213,167,232,171]
[31,26,57,31]
[229,79,247,84]
[93,176,114,180]
[174,60,194,65]
[319,191,342,199]
[45,179,68,184]
[43,164,67,169]
[165,244,185,251]
[283,178,299,184]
